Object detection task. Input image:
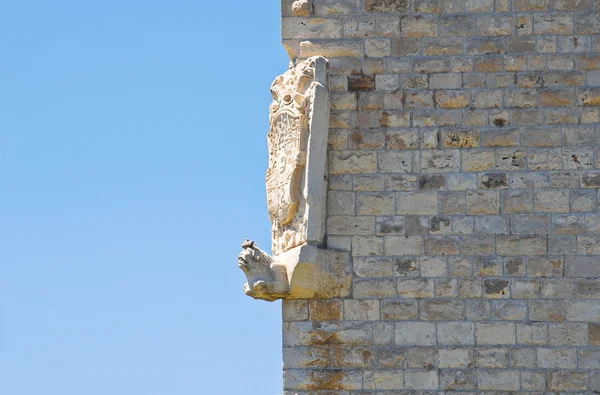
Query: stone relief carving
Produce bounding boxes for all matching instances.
[267,56,329,255]
[238,239,289,301]
[237,57,341,302]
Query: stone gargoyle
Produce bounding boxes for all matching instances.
[237,239,289,301]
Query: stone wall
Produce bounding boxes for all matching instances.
[280,0,600,392]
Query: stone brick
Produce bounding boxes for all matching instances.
[419,299,464,320]
[461,236,494,255]
[435,91,470,108]
[418,175,445,191]
[460,278,483,298]
[353,278,396,298]
[493,300,527,320]
[501,189,533,213]
[438,347,473,368]
[421,150,461,173]
[440,15,476,36]
[441,129,479,148]
[419,255,448,276]
[481,128,519,147]
[528,256,564,277]
[496,236,547,255]
[477,15,514,36]
[529,300,566,322]
[406,347,434,368]
[542,278,574,298]
[381,299,417,320]
[424,38,464,56]
[511,279,540,299]
[352,236,384,256]
[440,193,466,215]
[521,370,546,390]
[375,347,406,368]
[504,256,526,276]
[511,347,536,368]
[590,324,600,345]
[475,347,508,368]
[404,369,438,389]
[549,323,588,346]
[362,370,404,390]
[396,192,437,215]
[495,149,527,170]
[333,346,373,368]
[284,369,363,391]
[299,40,364,58]
[403,90,433,109]
[283,299,309,321]
[328,216,374,235]
[474,215,509,234]
[404,216,429,235]
[511,213,550,234]
[582,171,600,188]
[343,299,379,321]
[554,214,586,235]
[392,257,419,278]
[578,235,600,254]
[563,147,594,169]
[356,193,395,216]
[479,173,508,189]
[579,349,600,369]
[375,216,405,236]
[401,15,437,37]
[330,150,377,174]
[517,323,548,345]
[386,130,418,150]
[466,299,491,321]
[283,347,331,369]
[424,236,459,255]
[384,236,424,256]
[537,347,577,368]
[439,369,477,390]
[548,370,588,391]
[437,322,475,345]
[397,278,435,298]
[467,190,499,214]
[377,150,412,173]
[567,300,600,321]
[364,0,409,13]
[483,279,509,298]
[477,369,520,390]
[521,127,563,147]
[328,191,355,215]
[462,150,495,172]
[436,278,458,297]
[395,322,436,345]
[466,37,506,55]
[354,174,384,192]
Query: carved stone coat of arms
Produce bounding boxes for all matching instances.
[267,56,329,255]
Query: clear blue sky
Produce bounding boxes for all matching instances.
[0,2,289,394]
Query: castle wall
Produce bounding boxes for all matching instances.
[280,0,600,392]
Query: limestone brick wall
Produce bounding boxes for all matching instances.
[281,0,600,392]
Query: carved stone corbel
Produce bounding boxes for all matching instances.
[237,56,351,302]
[238,240,351,302]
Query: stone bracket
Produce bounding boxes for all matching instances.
[238,242,351,302]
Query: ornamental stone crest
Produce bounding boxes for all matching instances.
[236,56,340,302]
[267,56,329,255]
